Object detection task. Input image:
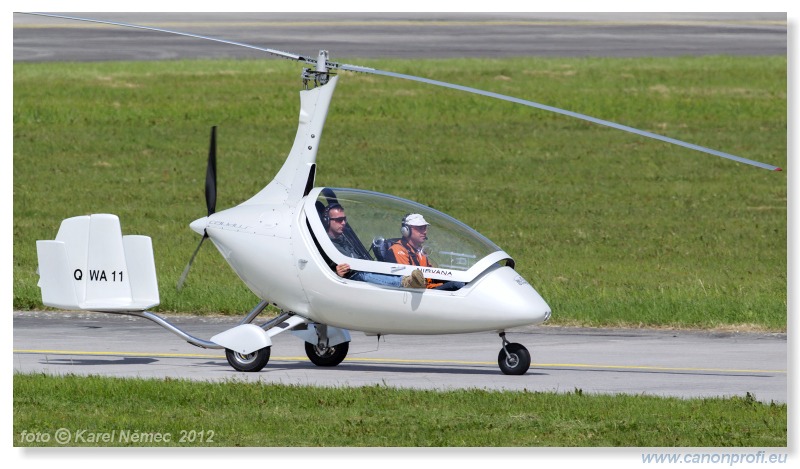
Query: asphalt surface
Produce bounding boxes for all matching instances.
[14,12,786,62]
[13,311,787,403]
[12,13,788,404]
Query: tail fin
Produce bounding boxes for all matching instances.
[36,214,160,312]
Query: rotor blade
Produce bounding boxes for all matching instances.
[176,233,207,291]
[206,126,217,216]
[21,12,780,171]
[339,64,781,171]
[19,12,314,64]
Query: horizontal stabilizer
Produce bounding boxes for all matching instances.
[36,214,160,312]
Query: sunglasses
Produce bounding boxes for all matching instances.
[330,216,347,223]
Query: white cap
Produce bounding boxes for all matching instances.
[404,213,429,226]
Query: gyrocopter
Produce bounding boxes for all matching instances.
[29,13,781,376]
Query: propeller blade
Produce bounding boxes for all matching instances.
[19,12,781,171]
[177,127,218,291]
[338,64,782,171]
[176,233,207,291]
[206,126,217,216]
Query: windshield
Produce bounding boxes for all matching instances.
[305,187,512,281]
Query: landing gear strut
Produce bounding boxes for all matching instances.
[301,323,350,367]
[498,332,530,375]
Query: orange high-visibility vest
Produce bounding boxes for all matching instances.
[388,239,442,289]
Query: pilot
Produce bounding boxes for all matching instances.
[389,213,464,291]
[324,204,425,289]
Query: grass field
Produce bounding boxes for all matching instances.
[13,56,786,330]
[13,373,787,447]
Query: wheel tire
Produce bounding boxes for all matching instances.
[225,347,270,372]
[305,341,349,367]
[498,343,531,375]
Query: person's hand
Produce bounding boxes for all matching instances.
[336,263,351,277]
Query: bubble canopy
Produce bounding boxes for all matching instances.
[304,187,514,283]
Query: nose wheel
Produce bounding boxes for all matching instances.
[498,333,530,375]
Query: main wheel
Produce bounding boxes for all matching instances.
[225,347,270,372]
[498,343,531,375]
[305,341,349,367]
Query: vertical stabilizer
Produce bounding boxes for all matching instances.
[36,214,160,312]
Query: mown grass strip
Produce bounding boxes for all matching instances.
[13,373,786,447]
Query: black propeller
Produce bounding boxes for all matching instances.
[18,11,781,171]
[177,126,217,291]
[205,126,217,216]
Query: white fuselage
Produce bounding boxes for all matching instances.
[189,74,551,335]
[195,201,551,334]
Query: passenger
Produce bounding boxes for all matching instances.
[324,204,425,289]
[389,213,465,290]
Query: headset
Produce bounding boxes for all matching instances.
[400,213,412,238]
[322,203,343,230]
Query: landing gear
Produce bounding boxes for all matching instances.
[305,341,349,367]
[498,333,530,375]
[225,347,271,372]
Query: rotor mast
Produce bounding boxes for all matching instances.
[303,50,332,89]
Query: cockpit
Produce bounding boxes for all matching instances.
[304,187,515,286]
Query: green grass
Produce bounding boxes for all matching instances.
[13,373,786,447]
[13,56,787,330]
